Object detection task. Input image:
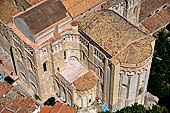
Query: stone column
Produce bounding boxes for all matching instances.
[103,59,108,103]
[88,44,94,71]
[110,59,120,112]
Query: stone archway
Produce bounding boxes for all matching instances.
[17,61,26,75]
[60,85,66,102]
[55,80,60,97]
[20,73,27,83]
[17,61,27,83]
[70,56,79,61]
[28,71,38,94]
[30,82,37,93]
[67,91,72,106]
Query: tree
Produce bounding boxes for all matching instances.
[115,103,162,113]
[116,103,147,113]
[147,105,163,113]
[148,31,170,98]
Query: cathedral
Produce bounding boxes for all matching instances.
[0,0,170,112]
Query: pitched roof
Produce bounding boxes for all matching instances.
[0,0,19,24]
[51,102,76,113]
[141,8,170,34]
[1,109,13,113]
[14,0,67,35]
[102,0,125,9]
[0,82,38,113]
[26,0,44,6]
[116,36,154,65]
[73,70,98,91]
[61,0,104,18]
[79,10,145,57]
[40,106,53,113]
[139,0,169,21]
[40,103,76,113]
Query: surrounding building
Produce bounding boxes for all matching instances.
[0,0,170,112]
[0,81,39,113]
[40,102,76,113]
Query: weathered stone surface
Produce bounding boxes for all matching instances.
[144,92,159,108]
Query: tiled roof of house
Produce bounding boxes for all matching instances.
[40,103,76,113]
[0,82,38,113]
[79,10,154,65]
[14,0,67,35]
[61,0,104,18]
[102,0,125,9]
[0,0,19,24]
[141,8,170,34]
[73,70,98,91]
[51,102,76,113]
[40,106,53,113]
[26,0,44,6]
[79,10,145,57]
[116,36,154,65]
[139,0,169,21]
[1,109,13,113]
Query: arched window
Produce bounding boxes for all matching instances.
[20,73,26,83]
[138,87,144,96]
[17,61,26,75]
[27,58,33,70]
[16,49,22,58]
[43,62,47,72]
[30,82,37,93]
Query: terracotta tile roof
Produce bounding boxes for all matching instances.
[79,10,145,58]
[141,8,170,34]
[14,0,67,35]
[0,0,19,24]
[40,103,76,113]
[102,0,125,9]
[26,0,44,6]
[1,109,13,113]
[73,70,98,91]
[115,35,154,65]
[0,82,38,113]
[139,0,170,21]
[51,102,76,113]
[40,106,52,113]
[61,0,104,18]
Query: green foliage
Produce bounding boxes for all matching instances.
[34,94,41,101]
[116,103,146,113]
[98,111,111,113]
[148,31,170,98]
[147,105,163,113]
[115,103,162,113]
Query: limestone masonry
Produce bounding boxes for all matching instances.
[0,0,170,112]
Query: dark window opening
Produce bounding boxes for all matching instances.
[43,62,47,72]
[64,51,66,59]
[83,52,85,60]
[163,5,167,8]
[57,67,60,71]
